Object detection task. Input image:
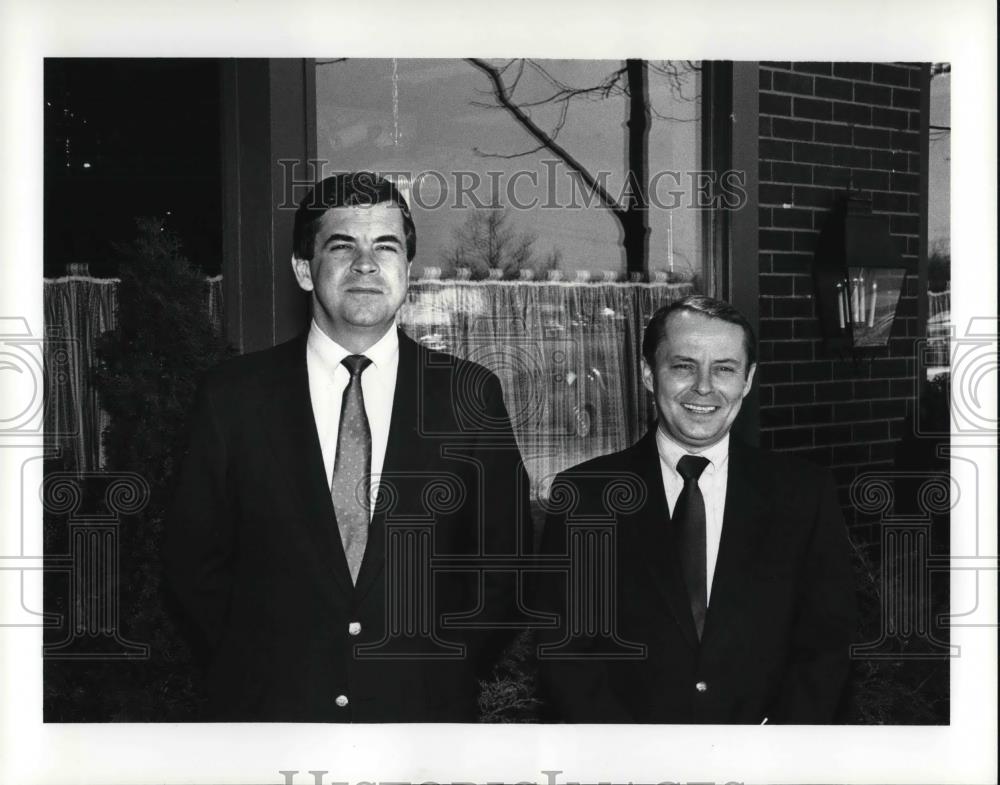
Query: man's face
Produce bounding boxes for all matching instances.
[641,310,756,452]
[292,203,410,348]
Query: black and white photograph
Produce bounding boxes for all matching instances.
[0,1,996,784]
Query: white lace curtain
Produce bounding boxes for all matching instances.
[43,276,224,472]
[45,277,690,496]
[398,280,692,499]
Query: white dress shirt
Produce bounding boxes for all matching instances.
[654,428,731,604]
[306,321,399,518]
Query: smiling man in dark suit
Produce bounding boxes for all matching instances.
[165,172,531,722]
[537,295,856,724]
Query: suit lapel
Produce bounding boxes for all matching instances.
[262,334,354,597]
[701,439,769,647]
[353,330,421,603]
[630,430,700,651]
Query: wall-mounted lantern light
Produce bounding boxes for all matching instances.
[813,191,911,352]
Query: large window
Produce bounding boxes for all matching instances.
[313,59,716,496]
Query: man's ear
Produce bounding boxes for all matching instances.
[742,363,757,398]
[291,255,314,292]
[641,357,655,395]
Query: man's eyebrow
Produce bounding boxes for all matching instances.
[667,353,743,365]
[322,233,355,247]
[373,234,403,245]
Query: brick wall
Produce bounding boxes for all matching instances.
[756,62,925,525]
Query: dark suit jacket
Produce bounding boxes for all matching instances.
[164,330,532,722]
[536,429,857,724]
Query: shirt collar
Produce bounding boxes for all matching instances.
[307,320,399,375]
[655,426,730,476]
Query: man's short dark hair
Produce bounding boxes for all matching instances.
[292,172,416,262]
[642,295,757,373]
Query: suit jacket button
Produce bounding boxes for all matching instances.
[695,681,708,693]
[348,622,362,636]
[335,694,349,707]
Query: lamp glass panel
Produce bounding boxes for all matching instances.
[847,266,906,346]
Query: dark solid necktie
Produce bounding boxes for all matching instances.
[674,454,711,640]
[331,354,373,584]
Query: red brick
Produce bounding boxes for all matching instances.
[773,428,815,449]
[833,444,869,464]
[775,297,816,318]
[815,77,853,100]
[772,161,813,184]
[813,424,853,444]
[794,142,834,164]
[761,406,795,428]
[892,87,921,110]
[889,379,916,398]
[795,403,834,424]
[794,97,834,121]
[854,126,893,148]
[870,358,910,378]
[760,274,795,296]
[772,340,814,361]
[871,191,910,212]
[759,229,795,250]
[815,381,853,402]
[791,360,832,382]
[794,62,834,76]
[872,106,912,130]
[833,62,872,81]
[851,169,890,190]
[873,63,911,87]
[831,145,871,168]
[770,252,813,274]
[761,362,791,383]
[761,138,794,161]
[855,379,892,399]
[853,421,889,441]
[771,207,814,229]
[760,319,794,340]
[890,129,921,152]
[760,183,795,204]
[793,317,823,339]
[891,171,921,193]
[771,118,814,141]
[832,358,872,380]
[834,401,872,420]
[813,165,852,188]
[833,101,871,124]
[773,382,815,404]
[814,123,853,145]
[759,68,773,90]
[793,231,820,253]
[871,398,910,419]
[774,70,815,94]
[854,82,892,105]
[794,275,818,296]
[761,93,792,116]
[793,185,837,208]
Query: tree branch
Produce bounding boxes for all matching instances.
[465,58,625,217]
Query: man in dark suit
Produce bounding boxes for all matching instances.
[537,295,856,724]
[165,172,531,722]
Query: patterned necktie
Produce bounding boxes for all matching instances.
[331,354,373,584]
[674,454,711,640]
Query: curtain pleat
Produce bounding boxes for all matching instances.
[399,281,692,499]
[45,276,688,496]
[43,276,225,472]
